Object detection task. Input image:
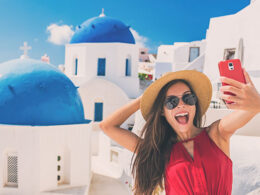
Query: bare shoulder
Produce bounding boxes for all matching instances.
[205,119,231,158]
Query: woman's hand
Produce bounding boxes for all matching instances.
[220,68,260,113]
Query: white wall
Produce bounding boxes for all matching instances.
[204,1,260,84]
[204,108,260,137]
[38,124,91,192]
[65,42,140,98]
[182,53,205,72]
[0,126,40,195]
[78,78,135,178]
[0,123,92,195]
[155,40,206,79]
[173,40,206,71]
[78,77,131,128]
[230,134,260,195]
[154,62,172,80]
[156,45,174,62]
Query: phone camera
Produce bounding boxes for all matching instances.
[228,62,234,70]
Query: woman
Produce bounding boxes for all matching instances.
[99,69,260,195]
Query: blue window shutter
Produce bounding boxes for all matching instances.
[97,58,106,76]
[125,59,131,76]
[75,58,78,75]
[94,102,103,121]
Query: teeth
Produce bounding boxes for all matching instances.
[175,113,188,117]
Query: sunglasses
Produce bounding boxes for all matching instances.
[164,93,197,110]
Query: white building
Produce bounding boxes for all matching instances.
[138,48,156,80]
[0,59,92,195]
[204,0,260,93]
[64,12,140,98]
[0,124,91,195]
[64,11,140,179]
[139,48,150,62]
[155,40,206,79]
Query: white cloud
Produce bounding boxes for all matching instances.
[130,28,148,49]
[46,24,74,45]
[46,24,149,48]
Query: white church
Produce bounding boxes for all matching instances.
[0,57,93,195]
[63,10,141,179]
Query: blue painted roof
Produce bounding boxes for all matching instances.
[70,16,135,44]
[0,58,91,126]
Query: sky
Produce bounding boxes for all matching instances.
[0,0,250,66]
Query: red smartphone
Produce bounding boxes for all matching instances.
[218,59,246,104]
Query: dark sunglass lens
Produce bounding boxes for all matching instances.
[183,93,197,105]
[165,96,179,109]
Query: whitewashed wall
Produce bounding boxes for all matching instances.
[0,124,92,195]
[65,42,140,98]
[155,40,206,79]
[204,0,260,83]
[172,40,206,71]
[0,126,40,195]
[78,78,136,178]
[156,45,175,62]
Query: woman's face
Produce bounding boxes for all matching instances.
[162,82,197,133]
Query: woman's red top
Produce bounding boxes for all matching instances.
[164,127,233,195]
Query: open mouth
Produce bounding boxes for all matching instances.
[175,112,189,125]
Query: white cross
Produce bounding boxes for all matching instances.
[20,42,32,58]
[99,8,105,17]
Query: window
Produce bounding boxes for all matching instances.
[127,124,134,131]
[57,155,62,184]
[140,51,145,55]
[110,150,119,163]
[189,47,200,62]
[97,58,106,76]
[5,153,18,187]
[224,48,236,60]
[94,102,103,122]
[74,58,78,75]
[217,82,222,91]
[56,150,70,185]
[125,58,131,76]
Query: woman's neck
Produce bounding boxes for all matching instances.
[176,126,202,142]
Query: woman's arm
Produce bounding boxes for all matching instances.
[217,110,256,140]
[217,68,260,141]
[99,95,143,153]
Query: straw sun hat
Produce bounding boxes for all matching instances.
[140,70,212,121]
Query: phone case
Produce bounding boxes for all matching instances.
[218,59,246,104]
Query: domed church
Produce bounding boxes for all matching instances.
[64,10,140,98]
[0,58,92,195]
[63,10,141,179]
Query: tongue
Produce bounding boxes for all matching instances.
[176,116,188,124]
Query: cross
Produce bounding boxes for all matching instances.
[99,8,105,17]
[20,42,32,58]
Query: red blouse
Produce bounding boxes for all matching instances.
[164,127,233,195]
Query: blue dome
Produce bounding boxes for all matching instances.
[0,59,90,126]
[70,16,135,44]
